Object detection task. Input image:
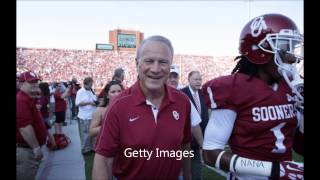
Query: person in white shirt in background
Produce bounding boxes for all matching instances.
[75,77,98,154]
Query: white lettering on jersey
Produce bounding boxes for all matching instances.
[282,105,290,119]
[252,107,260,122]
[268,106,277,120]
[207,87,217,109]
[260,107,268,121]
[271,122,286,153]
[275,105,285,120]
[251,104,296,122]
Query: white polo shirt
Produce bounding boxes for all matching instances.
[75,87,97,120]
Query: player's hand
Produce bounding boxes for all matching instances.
[279,161,303,180]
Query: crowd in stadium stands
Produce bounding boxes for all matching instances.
[16,48,237,91]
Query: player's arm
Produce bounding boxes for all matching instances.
[203,109,238,170]
[203,109,303,180]
[92,154,113,180]
[203,109,275,177]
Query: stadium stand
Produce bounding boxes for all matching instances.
[16,47,237,91]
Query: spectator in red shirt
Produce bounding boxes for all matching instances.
[70,78,81,119]
[16,71,48,180]
[54,82,71,136]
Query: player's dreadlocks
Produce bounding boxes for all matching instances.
[231,55,259,80]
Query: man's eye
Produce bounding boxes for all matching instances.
[144,59,153,63]
[159,60,168,64]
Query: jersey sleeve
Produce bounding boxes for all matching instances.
[202,76,236,111]
[203,109,237,150]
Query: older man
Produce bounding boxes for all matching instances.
[93,35,192,180]
[181,71,209,180]
[16,71,48,180]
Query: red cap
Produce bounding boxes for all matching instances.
[19,71,41,83]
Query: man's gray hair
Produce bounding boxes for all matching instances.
[136,35,174,60]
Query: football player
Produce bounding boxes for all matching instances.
[202,13,304,180]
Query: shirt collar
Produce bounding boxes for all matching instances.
[132,81,175,106]
[188,85,198,95]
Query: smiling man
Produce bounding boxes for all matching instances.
[93,35,192,180]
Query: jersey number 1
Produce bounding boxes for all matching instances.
[270,122,286,153]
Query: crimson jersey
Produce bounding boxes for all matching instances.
[202,73,298,161]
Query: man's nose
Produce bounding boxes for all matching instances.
[150,62,162,73]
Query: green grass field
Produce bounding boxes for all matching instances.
[83,150,303,180]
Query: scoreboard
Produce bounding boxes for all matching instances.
[109,29,144,52]
[117,34,136,48]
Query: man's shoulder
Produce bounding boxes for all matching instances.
[16,92,35,112]
[204,74,235,89]
[76,88,86,94]
[180,86,189,93]
[77,87,85,91]
[16,91,30,102]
